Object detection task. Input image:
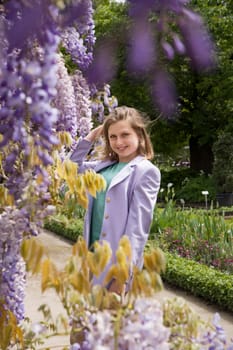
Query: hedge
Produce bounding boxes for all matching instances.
[44,216,83,242]
[163,253,233,312]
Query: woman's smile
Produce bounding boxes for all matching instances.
[108,120,140,162]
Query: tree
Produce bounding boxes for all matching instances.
[160,0,233,173]
[172,0,233,173]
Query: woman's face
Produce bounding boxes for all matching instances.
[108,120,140,162]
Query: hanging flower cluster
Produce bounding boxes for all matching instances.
[70,301,233,350]
[53,54,93,151]
[91,84,118,123]
[199,313,233,350]
[0,34,59,200]
[61,25,94,71]
[61,0,95,70]
[72,70,93,138]
[0,207,27,322]
[53,54,78,140]
[73,298,170,350]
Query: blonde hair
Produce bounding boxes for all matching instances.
[102,106,154,161]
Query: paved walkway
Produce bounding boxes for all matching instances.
[25,230,233,349]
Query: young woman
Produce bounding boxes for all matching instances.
[70,106,161,293]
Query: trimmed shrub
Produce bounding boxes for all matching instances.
[163,252,233,312]
[44,215,83,242]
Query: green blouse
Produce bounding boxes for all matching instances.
[89,162,128,247]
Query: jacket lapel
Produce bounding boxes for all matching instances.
[94,160,116,172]
[108,155,145,190]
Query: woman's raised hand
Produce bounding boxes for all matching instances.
[85,125,103,142]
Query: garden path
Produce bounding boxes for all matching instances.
[24,230,233,349]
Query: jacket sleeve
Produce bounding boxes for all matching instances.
[70,138,99,173]
[124,165,161,268]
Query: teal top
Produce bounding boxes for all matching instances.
[89,162,128,247]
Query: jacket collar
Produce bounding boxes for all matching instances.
[94,155,145,173]
[95,155,146,190]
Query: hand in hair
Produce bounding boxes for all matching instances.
[85,125,103,143]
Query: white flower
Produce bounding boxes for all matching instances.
[31,322,47,335]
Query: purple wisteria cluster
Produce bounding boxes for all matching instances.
[69,305,233,350]
[61,24,94,71]
[72,71,93,138]
[55,0,96,139]
[53,54,93,146]
[0,207,27,322]
[91,84,118,123]
[198,313,233,350]
[0,32,60,200]
[61,0,95,71]
[70,297,170,350]
[54,54,78,140]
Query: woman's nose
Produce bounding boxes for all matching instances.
[116,137,123,145]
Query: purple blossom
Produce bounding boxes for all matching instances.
[85,41,117,87]
[74,297,170,349]
[71,70,93,138]
[0,30,60,179]
[152,70,178,117]
[128,0,157,17]
[119,298,170,349]
[31,322,47,336]
[61,26,93,71]
[127,19,156,73]
[178,10,217,70]
[198,313,233,349]
[172,34,186,55]
[91,84,118,123]
[91,100,105,123]
[61,0,95,67]
[159,0,189,14]
[0,12,8,68]
[70,344,81,350]
[4,0,94,55]
[0,207,27,322]
[161,41,175,60]
[4,1,58,53]
[60,0,92,29]
[53,54,77,140]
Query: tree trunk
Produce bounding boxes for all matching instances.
[189,136,214,174]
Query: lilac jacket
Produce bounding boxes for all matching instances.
[70,138,161,284]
